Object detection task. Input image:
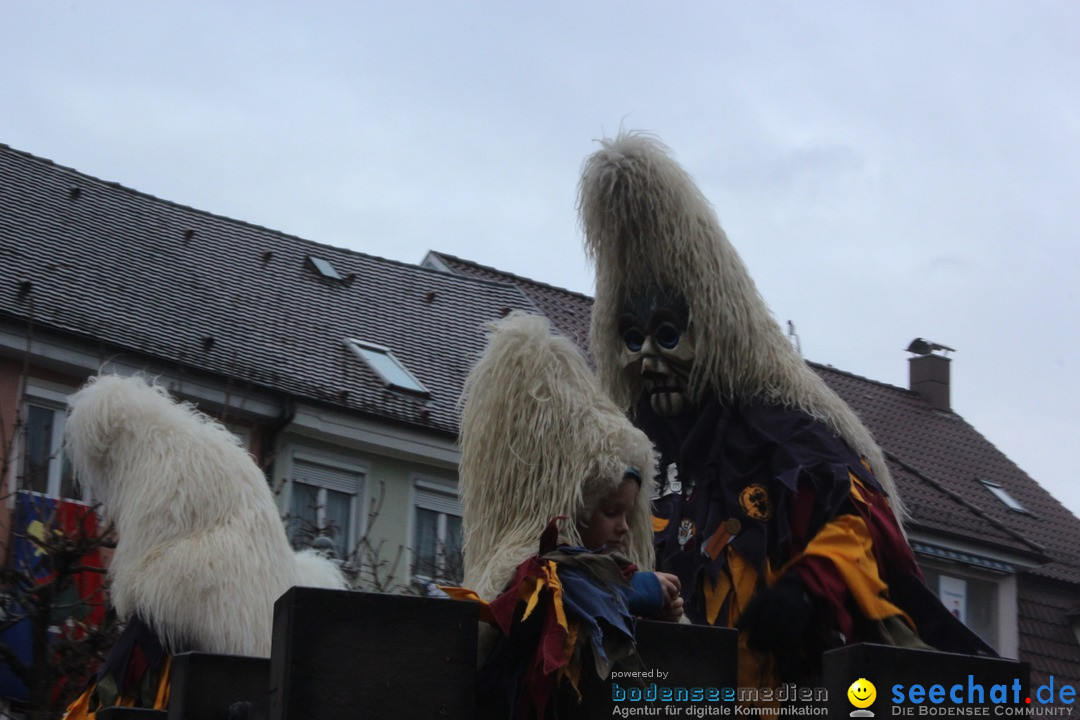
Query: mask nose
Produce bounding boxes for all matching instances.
[639,337,665,379]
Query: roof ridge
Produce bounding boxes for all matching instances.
[428,250,593,301]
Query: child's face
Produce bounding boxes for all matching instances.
[578,478,639,553]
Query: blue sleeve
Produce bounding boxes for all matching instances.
[624,571,665,617]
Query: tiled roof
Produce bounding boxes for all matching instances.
[819,363,1080,586]
[0,144,538,435]
[1017,578,1080,687]
[425,251,594,351]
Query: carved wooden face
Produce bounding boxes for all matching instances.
[618,290,695,418]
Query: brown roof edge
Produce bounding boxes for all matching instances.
[885,450,1049,561]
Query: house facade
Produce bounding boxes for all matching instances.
[2,143,1077,696]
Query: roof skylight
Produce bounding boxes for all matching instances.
[979,480,1028,513]
[345,339,429,395]
[308,255,342,280]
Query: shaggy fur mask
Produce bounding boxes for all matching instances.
[65,374,347,657]
[579,131,904,520]
[458,312,658,601]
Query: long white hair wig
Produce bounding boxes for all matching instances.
[458,313,658,602]
[579,131,904,519]
[65,374,348,657]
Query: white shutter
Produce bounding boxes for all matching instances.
[293,458,363,495]
[415,486,460,516]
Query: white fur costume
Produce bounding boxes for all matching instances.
[458,313,657,602]
[579,131,903,521]
[65,375,347,658]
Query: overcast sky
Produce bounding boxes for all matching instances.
[3,2,1078,517]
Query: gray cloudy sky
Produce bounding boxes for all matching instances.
[3,2,1078,516]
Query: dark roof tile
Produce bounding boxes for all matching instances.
[1017,579,1080,687]
[427,251,594,351]
[819,364,1080,585]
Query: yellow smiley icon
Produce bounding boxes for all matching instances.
[848,678,877,709]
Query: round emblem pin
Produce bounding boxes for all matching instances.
[738,484,773,521]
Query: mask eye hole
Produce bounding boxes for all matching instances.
[655,323,680,350]
[623,328,645,352]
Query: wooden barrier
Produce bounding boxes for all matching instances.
[268,588,478,719]
[97,709,166,720]
[145,590,1034,719]
[167,652,270,720]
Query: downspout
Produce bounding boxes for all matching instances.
[259,395,296,485]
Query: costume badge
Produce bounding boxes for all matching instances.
[677,518,696,548]
[666,463,681,494]
[739,484,773,521]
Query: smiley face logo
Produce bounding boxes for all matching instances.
[847,678,877,709]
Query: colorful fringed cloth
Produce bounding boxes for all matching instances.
[444,519,661,719]
[62,616,171,719]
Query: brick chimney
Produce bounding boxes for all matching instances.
[907,338,953,412]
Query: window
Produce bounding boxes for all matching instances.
[345,339,429,395]
[286,456,365,560]
[412,480,462,584]
[922,568,999,649]
[20,387,79,500]
[917,558,1018,657]
[307,255,342,280]
[979,480,1028,513]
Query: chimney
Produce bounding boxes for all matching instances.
[906,338,954,412]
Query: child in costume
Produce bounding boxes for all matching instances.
[575,467,682,618]
[578,131,994,687]
[448,312,681,718]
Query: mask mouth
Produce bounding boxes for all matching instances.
[647,385,684,395]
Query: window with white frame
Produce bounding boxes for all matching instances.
[920,563,1010,655]
[412,480,462,584]
[20,385,80,500]
[286,455,365,560]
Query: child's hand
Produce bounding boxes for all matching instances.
[654,572,684,621]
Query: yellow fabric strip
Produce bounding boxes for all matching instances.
[703,572,730,626]
[152,655,172,709]
[728,551,760,624]
[702,548,761,627]
[544,561,569,633]
[849,471,867,503]
[652,515,670,533]
[61,687,94,720]
[439,585,496,624]
[61,654,172,719]
[799,513,910,623]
